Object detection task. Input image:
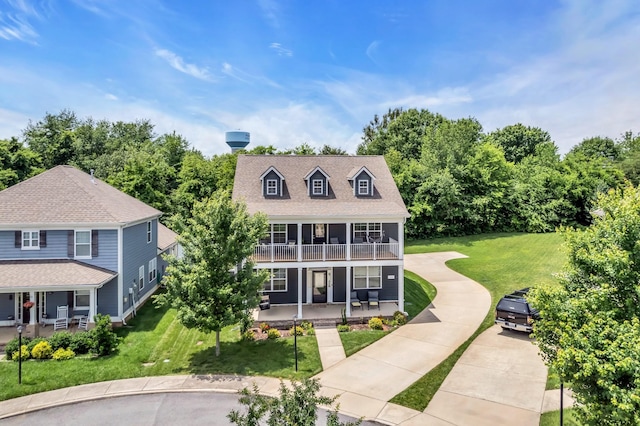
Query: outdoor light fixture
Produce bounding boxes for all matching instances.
[293,315,298,372]
[17,325,22,384]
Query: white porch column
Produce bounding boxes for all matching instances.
[297,223,302,262]
[297,268,303,318]
[398,221,404,260]
[346,222,351,261]
[346,265,351,317]
[89,288,97,322]
[398,267,405,314]
[29,291,36,325]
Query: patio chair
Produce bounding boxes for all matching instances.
[259,294,271,310]
[367,291,380,310]
[330,237,340,244]
[353,237,364,244]
[350,291,363,311]
[54,305,69,330]
[77,315,89,330]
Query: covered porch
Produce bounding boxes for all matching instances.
[0,259,116,329]
[252,301,400,325]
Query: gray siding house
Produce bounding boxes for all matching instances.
[0,165,178,329]
[232,155,410,318]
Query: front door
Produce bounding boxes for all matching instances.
[21,292,31,324]
[312,271,327,303]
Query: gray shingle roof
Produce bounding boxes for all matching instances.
[0,165,162,226]
[157,223,178,252]
[0,259,117,290]
[232,155,410,218]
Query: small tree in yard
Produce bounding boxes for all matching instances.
[228,378,361,426]
[531,186,640,425]
[155,193,269,356]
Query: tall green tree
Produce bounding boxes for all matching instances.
[0,137,43,190]
[484,123,551,163]
[531,186,640,425]
[155,194,269,356]
[23,109,78,168]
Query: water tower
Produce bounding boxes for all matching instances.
[225,131,250,153]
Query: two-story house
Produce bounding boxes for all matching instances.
[0,165,178,330]
[232,155,410,319]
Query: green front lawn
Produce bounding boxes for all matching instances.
[540,409,581,425]
[0,303,321,401]
[392,232,565,411]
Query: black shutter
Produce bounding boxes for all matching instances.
[91,230,99,257]
[40,230,47,248]
[15,231,21,248]
[68,230,74,257]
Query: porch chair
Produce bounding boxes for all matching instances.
[367,291,380,310]
[353,237,364,244]
[259,294,271,310]
[77,315,89,330]
[330,237,340,244]
[350,291,363,311]
[54,305,69,330]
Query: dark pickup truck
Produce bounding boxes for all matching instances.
[495,288,539,333]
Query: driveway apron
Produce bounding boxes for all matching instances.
[314,252,491,424]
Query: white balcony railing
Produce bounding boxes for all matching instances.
[252,241,399,263]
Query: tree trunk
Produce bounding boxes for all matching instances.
[215,329,221,357]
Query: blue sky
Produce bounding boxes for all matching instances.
[1,0,638,156]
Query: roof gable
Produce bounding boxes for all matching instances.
[0,165,162,227]
[304,166,330,181]
[259,166,285,181]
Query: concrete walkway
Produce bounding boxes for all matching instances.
[315,327,347,369]
[314,252,492,424]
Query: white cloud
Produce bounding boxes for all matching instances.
[0,0,43,43]
[269,42,292,57]
[155,48,215,82]
[365,40,380,64]
[257,0,279,28]
[105,93,118,101]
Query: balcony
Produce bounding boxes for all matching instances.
[251,240,400,263]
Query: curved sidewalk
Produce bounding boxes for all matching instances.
[314,252,491,425]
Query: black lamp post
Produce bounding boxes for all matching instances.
[560,381,564,425]
[293,315,298,372]
[17,325,22,384]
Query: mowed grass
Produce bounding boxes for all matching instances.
[339,272,437,356]
[391,232,565,411]
[0,302,321,401]
[540,409,581,425]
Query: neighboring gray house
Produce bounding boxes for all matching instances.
[0,165,178,328]
[232,155,410,318]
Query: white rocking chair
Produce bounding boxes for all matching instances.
[54,305,69,330]
[77,315,89,330]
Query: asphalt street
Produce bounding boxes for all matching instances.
[2,392,379,426]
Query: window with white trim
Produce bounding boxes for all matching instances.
[149,258,157,283]
[358,179,369,195]
[271,224,287,244]
[266,179,278,195]
[147,221,152,243]
[75,230,91,258]
[139,265,145,290]
[264,268,287,292]
[312,179,324,195]
[353,223,381,241]
[353,266,381,289]
[22,230,39,250]
[74,290,90,310]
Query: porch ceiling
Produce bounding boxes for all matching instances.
[0,259,117,291]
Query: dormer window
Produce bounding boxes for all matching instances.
[260,166,285,197]
[358,179,369,195]
[266,179,278,195]
[312,179,324,195]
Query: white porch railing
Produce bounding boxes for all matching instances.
[252,242,399,263]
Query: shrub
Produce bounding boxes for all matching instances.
[240,314,253,334]
[394,311,408,326]
[52,348,75,361]
[70,331,93,354]
[31,341,53,359]
[5,336,30,358]
[48,331,73,351]
[368,317,384,330]
[12,345,30,361]
[91,313,120,356]
[242,330,256,342]
[266,328,281,340]
[289,326,304,336]
[337,324,351,333]
[26,337,46,353]
[259,322,271,333]
[306,328,316,336]
[300,320,313,330]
